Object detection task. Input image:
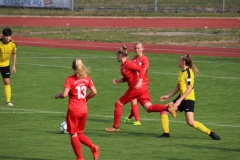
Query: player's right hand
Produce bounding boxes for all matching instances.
[160,95,169,101]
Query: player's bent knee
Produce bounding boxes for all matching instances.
[187,121,194,127]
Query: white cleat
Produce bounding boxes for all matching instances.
[6,102,14,106]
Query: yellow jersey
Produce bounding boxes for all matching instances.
[0,38,17,67]
[177,68,195,101]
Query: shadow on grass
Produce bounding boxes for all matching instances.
[91,129,161,138]
[87,117,113,123]
[179,144,240,152]
[0,156,51,160]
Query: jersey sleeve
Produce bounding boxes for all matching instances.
[142,57,149,70]
[64,77,72,89]
[186,69,194,87]
[87,76,94,88]
[11,40,17,54]
[128,61,144,79]
[189,72,194,87]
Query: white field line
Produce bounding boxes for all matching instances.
[0,107,239,128]
[17,41,240,55]
[17,62,240,80]
[19,52,240,65]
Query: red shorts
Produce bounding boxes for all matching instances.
[66,110,87,134]
[119,85,147,105]
[137,88,151,106]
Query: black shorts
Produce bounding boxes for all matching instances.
[173,95,195,113]
[0,66,10,78]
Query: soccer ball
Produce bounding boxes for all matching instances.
[60,121,68,134]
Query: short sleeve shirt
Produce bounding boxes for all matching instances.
[132,54,149,86]
[64,75,94,113]
[178,68,195,101]
[120,59,144,89]
[0,39,17,67]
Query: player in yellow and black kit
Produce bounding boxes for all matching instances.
[0,28,17,106]
[160,54,220,140]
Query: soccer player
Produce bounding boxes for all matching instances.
[55,58,100,160]
[0,28,17,106]
[160,54,220,140]
[121,41,149,126]
[105,44,176,132]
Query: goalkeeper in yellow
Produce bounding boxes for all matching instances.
[0,28,17,106]
[160,54,220,140]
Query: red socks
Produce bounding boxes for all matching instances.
[147,104,167,113]
[78,133,92,148]
[71,136,83,159]
[131,104,140,121]
[114,102,122,128]
[113,102,167,127]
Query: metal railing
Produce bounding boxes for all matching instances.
[71,0,240,12]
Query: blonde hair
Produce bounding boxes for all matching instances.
[72,58,90,79]
[134,41,143,48]
[117,44,128,57]
[181,54,200,75]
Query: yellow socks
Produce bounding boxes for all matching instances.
[4,85,11,102]
[193,121,211,135]
[160,114,169,133]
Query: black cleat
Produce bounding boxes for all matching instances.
[209,131,220,140]
[157,133,170,138]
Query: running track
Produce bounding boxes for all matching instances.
[1,17,240,57]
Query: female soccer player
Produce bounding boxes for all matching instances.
[55,58,100,160]
[160,54,220,140]
[0,28,17,106]
[121,42,149,126]
[122,42,170,132]
[105,45,176,132]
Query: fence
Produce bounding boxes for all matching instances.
[72,0,240,12]
[0,0,239,13]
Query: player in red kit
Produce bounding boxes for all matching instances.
[121,42,149,126]
[55,58,99,160]
[105,45,176,133]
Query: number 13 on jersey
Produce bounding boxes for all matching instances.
[76,85,87,99]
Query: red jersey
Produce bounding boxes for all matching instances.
[120,59,144,89]
[132,54,149,86]
[64,75,94,113]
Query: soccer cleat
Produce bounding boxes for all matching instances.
[105,126,120,132]
[157,133,170,138]
[209,131,220,140]
[167,103,176,118]
[91,144,100,160]
[133,121,141,125]
[121,117,130,123]
[121,113,131,123]
[6,102,14,106]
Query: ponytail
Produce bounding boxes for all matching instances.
[72,58,90,79]
[117,44,128,56]
[182,54,199,75]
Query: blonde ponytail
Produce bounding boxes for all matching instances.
[72,58,90,79]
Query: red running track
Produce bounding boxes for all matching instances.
[13,37,240,58]
[0,17,239,28]
[1,16,240,57]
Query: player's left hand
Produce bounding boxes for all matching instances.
[12,66,16,74]
[135,81,142,89]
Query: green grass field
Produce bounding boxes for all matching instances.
[0,46,240,160]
